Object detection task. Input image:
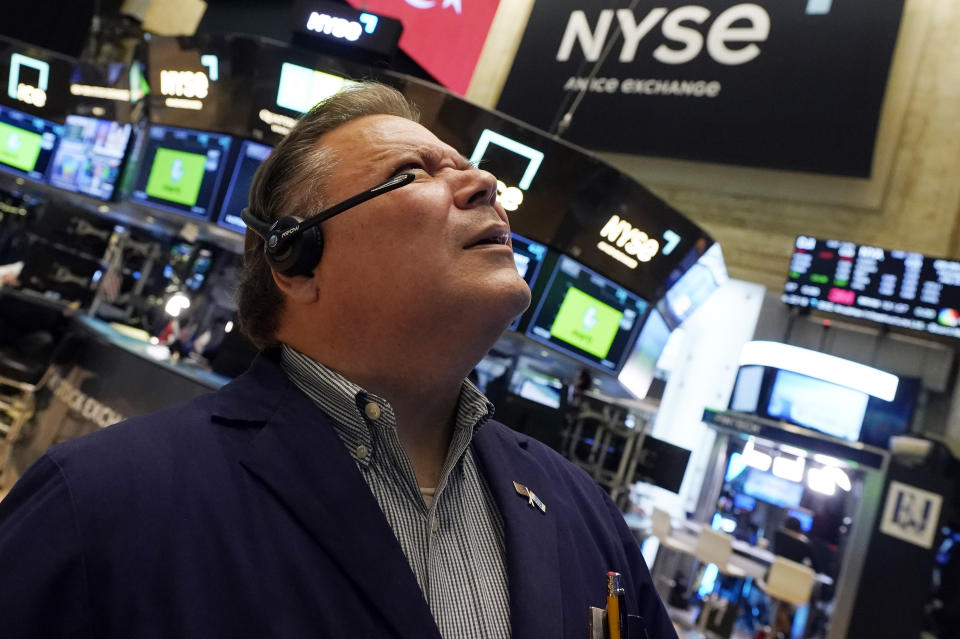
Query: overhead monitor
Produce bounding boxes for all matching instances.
[217,139,272,233]
[766,369,869,442]
[526,255,647,372]
[618,308,671,399]
[783,235,960,340]
[130,125,232,219]
[48,114,132,200]
[0,104,62,181]
[508,232,547,330]
[741,467,804,509]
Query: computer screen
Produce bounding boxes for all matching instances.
[509,368,562,409]
[508,232,547,330]
[618,308,670,399]
[786,507,815,533]
[0,104,62,181]
[48,115,132,200]
[733,493,757,512]
[632,436,691,494]
[767,369,869,442]
[741,468,805,509]
[217,140,272,232]
[526,255,647,372]
[130,125,232,219]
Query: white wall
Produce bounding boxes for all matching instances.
[650,279,766,514]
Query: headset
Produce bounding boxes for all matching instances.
[240,172,414,277]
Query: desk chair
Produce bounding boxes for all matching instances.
[757,556,815,637]
[696,528,748,580]
[649,508,699,603]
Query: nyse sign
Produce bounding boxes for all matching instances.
[498,0,906,176]
[8,53,49,108]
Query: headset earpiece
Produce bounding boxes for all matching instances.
[240,209,325,278]
[265,217,324,278]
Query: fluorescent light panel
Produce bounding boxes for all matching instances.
[739,341,899,401]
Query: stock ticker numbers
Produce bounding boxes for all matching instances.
[782,236,960,339]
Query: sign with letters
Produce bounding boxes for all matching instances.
[292,1,403,59]
[879,481,943,549]
[497,0,906,177]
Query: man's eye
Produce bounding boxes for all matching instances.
[394,163,425,175]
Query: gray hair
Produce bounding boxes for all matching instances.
[236,82,421,349]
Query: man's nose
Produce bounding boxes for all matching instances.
[455,167,498,209]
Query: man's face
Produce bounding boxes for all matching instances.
[311,115,532,335]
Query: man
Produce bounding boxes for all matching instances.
[0,83,675,638]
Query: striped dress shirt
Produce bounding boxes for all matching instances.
[280,346,511,639]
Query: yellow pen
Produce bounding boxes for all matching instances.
[606,571,626,639]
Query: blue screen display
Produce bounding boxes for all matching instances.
[217,139,272,232]
[767,369,868,442]
[741,468,804,509]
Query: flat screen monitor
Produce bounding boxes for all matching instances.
[509,368,562,409]
[618,308,670,399]
[217,139,272,232]
[0,104,62,181]
[860,376,919,449]
[47,115,132,200]
[786,507,815,533]
[130,125,232,219]
[632,436,691,494]
[526,255,647,372]
[767,369,868,442]
[741,468,804,509]
[733,493,757,512]
[508,232,547,330]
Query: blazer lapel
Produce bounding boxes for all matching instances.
[233,372,441,639]
[472,424,564,638]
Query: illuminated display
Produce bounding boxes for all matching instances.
[782,235,960,339]
[293,1,403,58]
[0,104,62,180]
[276,62,354,114]
[217,139,273,233]
[48,115,132,200]
[508,232,547,330]
[130,125,232,219]
[527,255,647,371]
[618,308,671,399]
[8,53,48,108]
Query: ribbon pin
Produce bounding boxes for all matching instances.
[513,481,546,513]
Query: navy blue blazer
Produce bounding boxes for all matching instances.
[0,351,675,638]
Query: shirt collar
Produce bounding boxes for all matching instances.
[279,345,493,453]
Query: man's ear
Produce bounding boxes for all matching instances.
[272,270,319,304]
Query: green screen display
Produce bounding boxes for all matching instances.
[549,287,624,359]
[144,148,207,207]
[0,121,43,173]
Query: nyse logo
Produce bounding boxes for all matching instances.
[879,481,943,549]
[469,129,544,213]
[557,4,770,66]
[306,11,379,41]
[8,53,49,108]
[599,215,660,263]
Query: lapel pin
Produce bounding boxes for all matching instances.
[513,481,546,513]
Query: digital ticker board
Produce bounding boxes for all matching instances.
[782,236,960,339]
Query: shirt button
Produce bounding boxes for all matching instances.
[431,520,439,533]
[364,402,381,420]
[356,444,369,459]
